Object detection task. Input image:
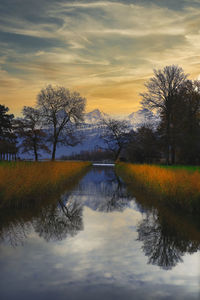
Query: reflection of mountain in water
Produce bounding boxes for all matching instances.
[0,166,200,273]
[63,166,135,213]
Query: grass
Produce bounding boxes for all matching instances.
[116,162,200,213]
[160,165,200,172]
[0,161,91,208]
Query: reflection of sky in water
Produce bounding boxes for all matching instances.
[0,167,199,300]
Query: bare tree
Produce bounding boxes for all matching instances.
[101,117,130,161]
[37,85,86,160]
[141,65,187,164]
[16,106,50,161]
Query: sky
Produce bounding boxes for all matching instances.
[1,0,200,116]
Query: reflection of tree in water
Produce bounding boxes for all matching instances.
[33,168,132,242]
[0,210,32,247]
[0,167,88,247]
[137,210,200,270]
[0,222,31,247]
[0,194,83,246]
[0,167,132,246]
[0,168,130,246]
[97,176,132,212]
[33,195,83,242]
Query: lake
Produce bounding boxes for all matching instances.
[0,165,199,300]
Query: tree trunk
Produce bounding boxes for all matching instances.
[166,113,170,165]
[51,141,57,161]
[171,145,176,165]
[115,147,121,161]
[34,145,38,161]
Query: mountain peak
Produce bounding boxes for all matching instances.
[86,109,101,117]
[84,109,103,124]
[84,108,158,126]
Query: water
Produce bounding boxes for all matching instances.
[0,166,199,300]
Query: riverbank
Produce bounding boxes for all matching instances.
[116,163,200,213]
[0,161,91,208]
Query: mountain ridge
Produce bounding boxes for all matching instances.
[19,108,158,159]
[84,108,158,127]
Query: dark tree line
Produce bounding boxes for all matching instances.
[140,65,187,164]
[106,65,200,165]
[137,65,200,164]
[126,125,159,163]
[0,104,17,161]
[60,149,114,162]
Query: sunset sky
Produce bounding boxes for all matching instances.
[1,0,200,116]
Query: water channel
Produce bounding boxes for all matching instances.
[0,165,199,299]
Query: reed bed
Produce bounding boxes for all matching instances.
[116,163,200,212]
[161,165,200,173]
[0,161,90,208]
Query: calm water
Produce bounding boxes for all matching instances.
[0,166,199,300]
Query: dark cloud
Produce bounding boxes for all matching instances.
[0,0,200,20]
[0,0,57,19]
[0,32,65,53]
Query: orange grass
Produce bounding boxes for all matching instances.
[0,161,90,207]
[116,163,200,212]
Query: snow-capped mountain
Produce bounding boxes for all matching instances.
[127,108,159,129]
[84,108,158,128]
[19,108,158,159]
[84,109,108,124]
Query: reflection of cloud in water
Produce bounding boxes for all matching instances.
[0,206,199,300]
[0,166,200,299]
